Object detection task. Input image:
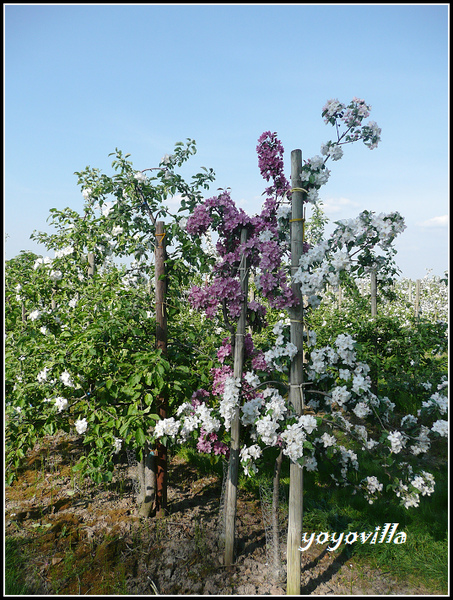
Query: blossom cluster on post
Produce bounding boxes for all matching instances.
[292,210,407,307]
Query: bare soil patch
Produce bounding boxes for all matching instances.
[5,433,441,595]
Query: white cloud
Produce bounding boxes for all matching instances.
[417,215,448,228]
[166,193,184,207]
[321,197,360,215]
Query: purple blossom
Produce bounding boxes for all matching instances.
[188,276,244,319]
[191,388,210,409]
[248,300,267,319]
[244,332,255,357]
[251,351,271,372]
[197,429,213,453]
[256,131,290,198]
[188,285,219,318]
[213,441,229,456]
[186,204,213,235]
[217,338,232,363]
[211,365,234,397]
[185,133,303,326]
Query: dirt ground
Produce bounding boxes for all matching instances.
[4,433,442,595]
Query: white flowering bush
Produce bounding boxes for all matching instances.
[154,316,448,509]
[5,142,219,485]
[309,278,448,414]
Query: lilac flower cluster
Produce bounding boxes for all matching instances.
[197,429,229,456]
[186,186,298,319]
[190,276,244,319]
[256,131,291,198]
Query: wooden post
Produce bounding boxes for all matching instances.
[287,150,305,595]
[87,252,95,278]
[155,221,168,516]
[272,449,283,580]
[370,269,377,317]
[224,227,249,566]
[370,268,378,394]
[138,445,157,517]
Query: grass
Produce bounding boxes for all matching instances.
[4,537,33,595]
[175,442,448,594]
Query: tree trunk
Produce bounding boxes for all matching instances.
[155,221,168,517]
[415,279,421,319]
[224,227,249,566]
[87,252,95,278]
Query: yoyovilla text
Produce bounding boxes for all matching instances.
[299,523,406,552]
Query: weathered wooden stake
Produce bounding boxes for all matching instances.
[138,444,157,517]
[87,252,95,278]
[155,221,168,516]
[287,150,305,595]
[224,227,249,566]
[272,449,283,580]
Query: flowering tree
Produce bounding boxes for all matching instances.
[151,99,448,588]
[4,141,219,504]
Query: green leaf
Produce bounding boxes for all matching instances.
[135,428,146,446]
[127,373,142,387]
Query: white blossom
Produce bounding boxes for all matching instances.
[352,401,371,419]
[431,419,448,437]
[60,370,74,387]
[49,270,63,282]
[364,475,383,494]
[112,226,124,237]
[220,377,241,430]
[54,397,69,412]
[387,431,406,454]
[154,417,180,438]
[75,418,88,434]
[37,367,49,383]
[134,171,147,183]
[331,386,351,406]
[54,246,74,258]
[320,432,336,448]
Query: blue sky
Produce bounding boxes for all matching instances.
[4,4,449,280]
